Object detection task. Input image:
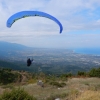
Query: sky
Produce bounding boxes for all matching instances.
[0,0,100,48]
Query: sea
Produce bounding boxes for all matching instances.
[73,48,100,55]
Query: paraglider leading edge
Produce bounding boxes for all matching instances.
[6,11,63,33]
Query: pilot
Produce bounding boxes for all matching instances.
[27,58,33,66]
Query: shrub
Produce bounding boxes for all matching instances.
[0,88,37,100]
[88,68,100,77]
[0,69,19,84]
[49,81,66,87]
[77,71,86,76]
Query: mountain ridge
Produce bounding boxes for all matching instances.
[0,41,31,51]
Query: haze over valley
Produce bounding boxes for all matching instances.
[0,41,100,75]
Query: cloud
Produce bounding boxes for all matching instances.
[0,0,100,48]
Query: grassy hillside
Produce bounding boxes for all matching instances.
[0,77,100,100]
[0,68,100,100]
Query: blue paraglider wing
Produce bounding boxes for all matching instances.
[7,11,63,33]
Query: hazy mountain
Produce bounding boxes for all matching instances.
[0,41,30,51]
[0,41,100,75]
[0,41,33,59]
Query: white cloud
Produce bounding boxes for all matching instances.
[0,0,100,48]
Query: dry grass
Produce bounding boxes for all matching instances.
[0,77,100,100]
[75,90,100,100]
[20,77,100,99]
[21,83,69,99]
[0,87,5,95]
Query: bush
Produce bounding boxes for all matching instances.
[49,81,66,87]
[0,88,37,100]
[77,71,86,76]
[88,68,100,77]
[0,69,19,84]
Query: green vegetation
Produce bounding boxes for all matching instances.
[76,67,100,78]
[0,68,21,84]
[77,71,86,76]
[88,68,100,77]
[0,67,100,85]
[0,88,36,100]
[49,81,66,87]
[0,67,100,99]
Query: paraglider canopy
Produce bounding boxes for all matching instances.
[6,11,63,33]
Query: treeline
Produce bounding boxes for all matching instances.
[86,67,100,77]
[61,67,100,78]
[0,67,100,85]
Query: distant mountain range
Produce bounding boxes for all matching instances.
[0,41,30,51]
[0,41,33,59]
[0,41,100,75]
[0,41,100,55]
